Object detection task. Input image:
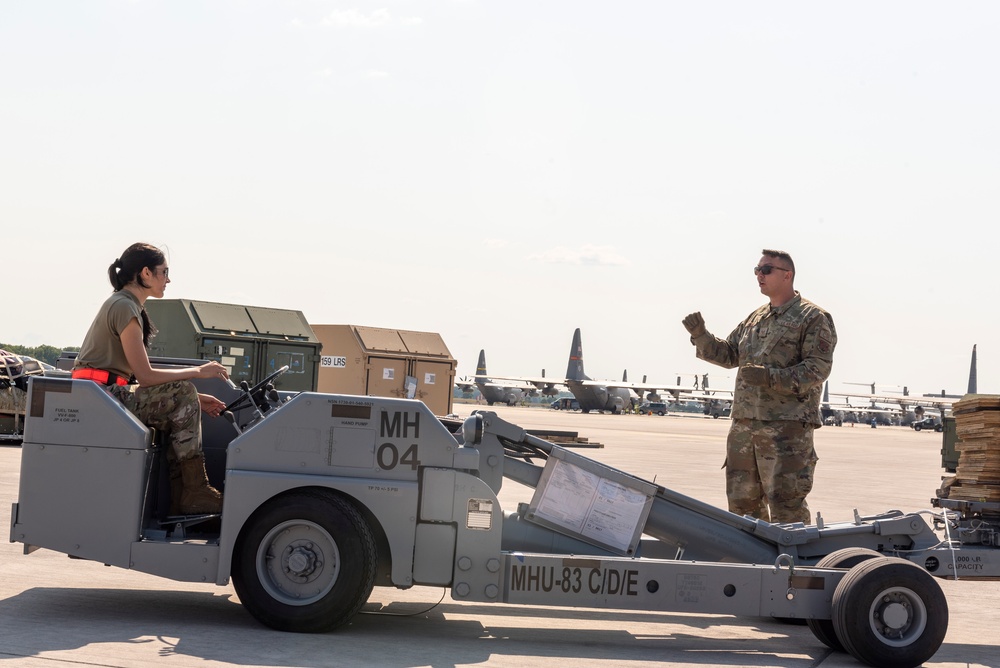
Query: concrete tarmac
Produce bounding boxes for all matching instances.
[1,405,997,668]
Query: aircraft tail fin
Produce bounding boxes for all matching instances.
[476,349,488,379]
[622,369,628,383]
[969,344,978,394]
[565,328,588,381]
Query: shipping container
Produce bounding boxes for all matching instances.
[313,324,456,416]
[144,299,322,392]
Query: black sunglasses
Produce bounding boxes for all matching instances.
[753,264,791,276]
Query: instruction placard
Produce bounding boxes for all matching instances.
[527,448,656,555]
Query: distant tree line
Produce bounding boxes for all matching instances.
[0,343,79,366]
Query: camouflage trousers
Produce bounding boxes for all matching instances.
[724,418,817,524]
[109,381,203,462]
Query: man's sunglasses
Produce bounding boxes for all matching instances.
[753,264,791,275]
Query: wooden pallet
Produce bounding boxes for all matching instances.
[949,395,1000,502]
[527,429,604,449]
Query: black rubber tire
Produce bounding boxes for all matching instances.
[832,557,948,668]
[935,425,944,432]
[232,489,377,633]
[914,424,922,431]
[806,547,882,651]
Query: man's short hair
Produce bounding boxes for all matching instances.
[762,248,795,274]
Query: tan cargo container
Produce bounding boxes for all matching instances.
[313,325,456,416]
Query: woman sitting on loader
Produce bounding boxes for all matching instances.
[73,242,229,515]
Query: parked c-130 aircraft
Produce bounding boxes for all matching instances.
[454,350,552,406]
[476,328,733,414]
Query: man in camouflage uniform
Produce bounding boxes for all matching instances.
[683,249,836,524]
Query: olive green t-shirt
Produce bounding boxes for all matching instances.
[74,290,144,380]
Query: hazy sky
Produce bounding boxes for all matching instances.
[3,1,998,400]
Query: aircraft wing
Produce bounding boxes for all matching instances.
[474,375,724,396]
[480,381,535,390]
[473,375,556,391]
[827,404,902,416]
[829,392,955,410]
[455,375,536,392]
[579,380,736,403]
[859,407,902,415]
[476,374,565,390]
[680,390,735,401]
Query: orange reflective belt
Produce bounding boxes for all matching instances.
[71,368,129,386]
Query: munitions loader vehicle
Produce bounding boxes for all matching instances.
[10,359,1000,667]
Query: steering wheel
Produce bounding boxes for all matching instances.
[224,365,289,414]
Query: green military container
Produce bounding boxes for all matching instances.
[144,299,322,392]
[941,415,958,472]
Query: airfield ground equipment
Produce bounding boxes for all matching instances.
[142,298,323,392]
[10,363,1000,667]
[0,350,50,444]
[311,323,457,417]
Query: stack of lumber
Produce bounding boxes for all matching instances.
[434,418,605,449]
[527,429,604,449]
[948,395,1000,503]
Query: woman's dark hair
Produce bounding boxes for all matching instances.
[108,242,164,348]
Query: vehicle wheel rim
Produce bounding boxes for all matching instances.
[867,585,927,647]
[257,519,341,606]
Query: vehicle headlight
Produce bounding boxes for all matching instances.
[462,414,484,446]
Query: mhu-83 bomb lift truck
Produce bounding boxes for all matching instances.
[10,364,1000,668]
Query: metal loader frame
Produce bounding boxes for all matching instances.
[11,377,1000,668]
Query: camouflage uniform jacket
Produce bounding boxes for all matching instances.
[691,293,837,425]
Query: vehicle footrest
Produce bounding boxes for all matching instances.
[160,513,222,539]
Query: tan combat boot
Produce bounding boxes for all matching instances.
[178,453,223,514]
